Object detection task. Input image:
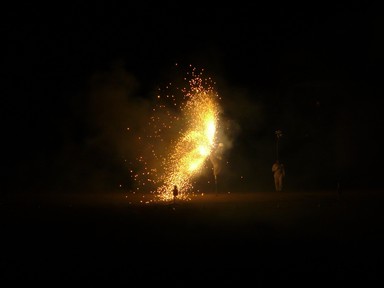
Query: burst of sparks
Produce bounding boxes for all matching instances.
[130,66,222,202]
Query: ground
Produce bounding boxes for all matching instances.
[3,190,384,286]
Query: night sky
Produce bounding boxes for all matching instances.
[4,2,384,196]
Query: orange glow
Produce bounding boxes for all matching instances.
[130,66,223,202]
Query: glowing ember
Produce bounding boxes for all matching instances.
[129,65,223,202]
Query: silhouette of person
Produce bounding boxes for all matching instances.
[172,185,178,204]
[272,160,285,192]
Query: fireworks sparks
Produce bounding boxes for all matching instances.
[129,65,223,202]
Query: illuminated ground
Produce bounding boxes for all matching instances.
[3,190,384,285]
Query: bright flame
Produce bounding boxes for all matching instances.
[156,83,220,201]
[129,65,222,202]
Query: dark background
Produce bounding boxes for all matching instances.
[3,2,384,196]
[3,2,384,286]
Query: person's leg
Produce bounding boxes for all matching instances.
[274,175,278,191]
[278,175,283,191]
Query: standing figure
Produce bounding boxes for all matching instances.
[272,160,285,192]
[172,185,178,204]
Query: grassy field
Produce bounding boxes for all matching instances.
[3,190,384,285]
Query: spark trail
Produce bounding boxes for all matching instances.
[129,65,223,202]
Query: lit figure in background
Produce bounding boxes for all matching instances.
[272,160,285,192]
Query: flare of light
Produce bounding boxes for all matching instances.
[156,72,221,201]
[129,65,222,202]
